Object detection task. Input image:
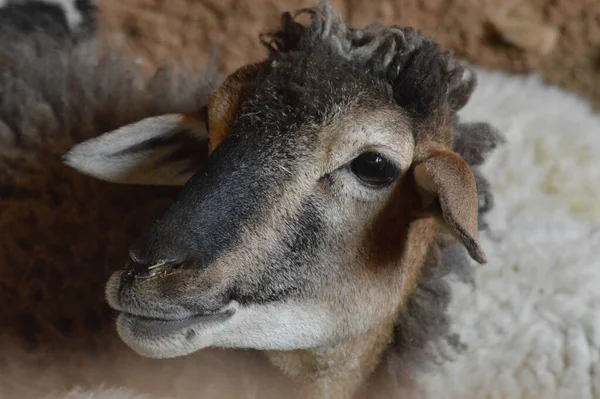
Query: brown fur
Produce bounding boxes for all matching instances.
[263,218,437,399]
[414,147,486,263]
[267,317,397,398]
[207,63,263,152]
[259,184,438,398]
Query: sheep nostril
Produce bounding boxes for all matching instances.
[125,258,183,280]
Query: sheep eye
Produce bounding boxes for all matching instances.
[350,152,400,187]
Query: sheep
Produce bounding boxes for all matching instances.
[1,1,503,398]
[63,4,505,397]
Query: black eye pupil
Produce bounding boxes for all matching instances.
[350,152,400,187]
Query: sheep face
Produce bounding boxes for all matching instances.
[64,7,485,359]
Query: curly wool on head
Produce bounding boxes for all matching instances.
[260,2,478,137]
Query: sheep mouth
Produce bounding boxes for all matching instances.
[119,309,235,338]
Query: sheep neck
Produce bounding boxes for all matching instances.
[266,317,397,399]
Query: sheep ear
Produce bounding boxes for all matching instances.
[63,111,209,186]
[413,149,486,264]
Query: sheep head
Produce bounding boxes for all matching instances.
[64,4,496,368]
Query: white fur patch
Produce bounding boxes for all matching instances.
[38,0,83,30]
[63,114,207,186]
[416,68,600,398]
[213,302,334,350]
[0,0,86,30]
[116,301,335,359]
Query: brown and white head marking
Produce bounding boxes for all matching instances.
[64,2,503,374]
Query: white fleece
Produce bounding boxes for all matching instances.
[416,67,600,399]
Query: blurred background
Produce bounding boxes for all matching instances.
[99,0,600,111]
